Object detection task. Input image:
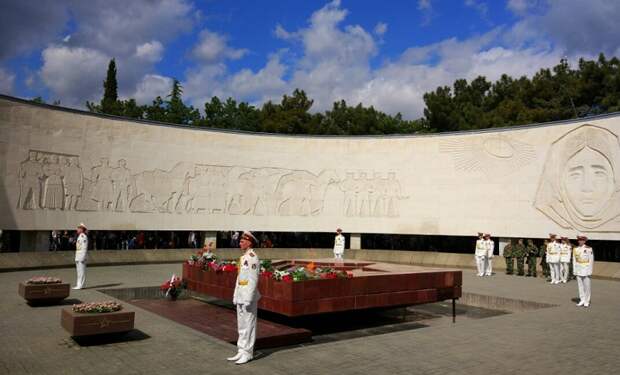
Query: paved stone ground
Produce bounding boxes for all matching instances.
[1,263,619,375]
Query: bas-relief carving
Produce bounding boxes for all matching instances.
[534,124,620,232]
[18,150,83,211]
[439,134,536,177]
[15,150,407,218]
[340,171,406,218]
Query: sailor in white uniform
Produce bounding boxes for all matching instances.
[333,228,345,259]
[484,233,494,276]
[559,236,572,283]
[227,231,261,365]
[546,234,561,284]
[73,223,88,289]
[573,235,594,307]
[474,233,486,276]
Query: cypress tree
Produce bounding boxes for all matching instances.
[101,59,119,114]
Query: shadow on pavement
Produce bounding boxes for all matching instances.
[71,329,150,346]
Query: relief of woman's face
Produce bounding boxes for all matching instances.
[562,147,614,217]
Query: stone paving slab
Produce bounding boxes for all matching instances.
[0,263,619,374]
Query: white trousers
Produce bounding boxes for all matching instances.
[334,251,343,259]
[577,276,591,304]
[475,256,486,276]
[236,300,258,357]
[485,257,493,276]
[549,262,560,283]
[560,262,570,282]
[75,261,86,288]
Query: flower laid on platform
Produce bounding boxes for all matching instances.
[73,301,122,313]
[161,274,186,299]
[187,254,199,266]
[187,248,218,268]
[26,276,63,284]
[220,263,238,273]
[260,259,274,273]
[269,265,351,282]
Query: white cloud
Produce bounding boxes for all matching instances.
[130,74,173,104]
[135,40,164,62]
[67,0,195,57]
[192,29,248,63]
[374,22,388,36]
[0,68,15,94]
[229,54,288,101]
[506,0,537,15]
[417,0,435,26]
[40,45,110,106]
[417,0,432,10]
[465,0,489,18]
[274,24,298,40]
[530,0,620,55]
[183,1,571,120]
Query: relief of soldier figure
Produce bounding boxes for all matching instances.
[18,150,83,211]
[340,170,405,217]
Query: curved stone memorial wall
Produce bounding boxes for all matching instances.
[1,94,619,240]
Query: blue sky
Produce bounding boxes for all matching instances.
[1,0,619,119]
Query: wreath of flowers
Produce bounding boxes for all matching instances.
[26,276,63,285]
[72,301,123,313]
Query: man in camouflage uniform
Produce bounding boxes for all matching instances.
[503,240,514,275]
[526,239,538,277]
[514,238,526,276]
[540,240,550,280]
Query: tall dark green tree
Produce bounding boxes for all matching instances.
[87,58,122,116]
[164,79,200,125]
[102,59,119,113]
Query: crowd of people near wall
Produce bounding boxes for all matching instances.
[43,230,278,251]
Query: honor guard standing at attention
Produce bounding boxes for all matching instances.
[559,236,572,283]
[333,228,345,260]
[513,239,526,276]
[546,234,561,284]
[573,235,594,307]
[503,240,514,275]
[526,239,538,277]
[228,231,261,365]
[474,233,487,276]
[74,223,88,290]
[484,233,494,276]
[540,240,550,280]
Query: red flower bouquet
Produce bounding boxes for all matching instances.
[221,264,237,273]
[160,274,186,300]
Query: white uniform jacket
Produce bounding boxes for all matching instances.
[475,239,487,256]
[546,242,561,263]
[333,235,345,254]
[75,233,88,262]
[233,248,261,306]
[485,240,494,258]
[559,244,572,263]
[573,245,594,277]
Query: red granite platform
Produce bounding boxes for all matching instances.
[183,259,462,317]
[130,298,311,349]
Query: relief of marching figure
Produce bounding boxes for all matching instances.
[340,171,405,217]
[534,125,620,232]
[16,150,407,218]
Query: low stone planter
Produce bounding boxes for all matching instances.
[18,282,70,303]
[61,308,135,336]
